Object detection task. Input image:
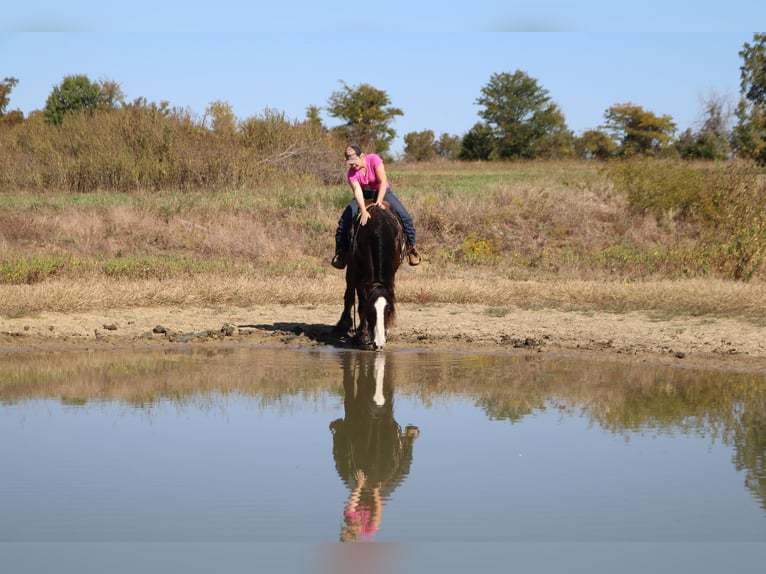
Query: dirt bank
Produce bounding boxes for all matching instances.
[1,303,765,374]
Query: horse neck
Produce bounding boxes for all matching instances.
[352,211,397,284]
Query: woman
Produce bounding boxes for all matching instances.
[332,145,420,269]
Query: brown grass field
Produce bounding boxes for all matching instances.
[1,160,765,372]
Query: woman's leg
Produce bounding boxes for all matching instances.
[335,200,360,250]
[383,188,420,265]
[383,189,416,246]
[333,200,359,268]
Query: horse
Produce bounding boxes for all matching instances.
[334,203,405,350]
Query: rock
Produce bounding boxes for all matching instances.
[220,323,236,336]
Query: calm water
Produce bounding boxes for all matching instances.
[1,346,765,552]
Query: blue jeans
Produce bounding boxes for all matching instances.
[335,187,417,250]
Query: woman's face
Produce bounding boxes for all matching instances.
[346,153,363,169]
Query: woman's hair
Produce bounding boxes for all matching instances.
[345,145,362,157]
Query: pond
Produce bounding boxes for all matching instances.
[1,346,765,567]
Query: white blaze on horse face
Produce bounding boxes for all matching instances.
[373,354,386,406]
[372,296,388,350]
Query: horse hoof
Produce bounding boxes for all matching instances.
[333,323,351,338]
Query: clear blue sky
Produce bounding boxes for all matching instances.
[2,4,763,154]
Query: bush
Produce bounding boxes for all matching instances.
[0,102,343,193]
[605,159,766,279]
[0,255,71,284]
[101,256,212,280]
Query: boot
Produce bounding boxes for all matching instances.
[331,249,347,269]
[407,245,421,266]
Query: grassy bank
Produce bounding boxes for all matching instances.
[1,159,765,319]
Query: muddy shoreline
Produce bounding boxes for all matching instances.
[2,303,765,374]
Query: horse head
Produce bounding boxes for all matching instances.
[364,282,396,350]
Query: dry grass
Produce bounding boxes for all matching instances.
[1,159,765,321]
[2,272,765,322]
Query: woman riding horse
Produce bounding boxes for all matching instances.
[332,146,420,270]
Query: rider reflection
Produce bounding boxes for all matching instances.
[329,352,420,542]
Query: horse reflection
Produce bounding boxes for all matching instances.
[329,352,419,542]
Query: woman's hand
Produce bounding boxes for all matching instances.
[360,209,370,226]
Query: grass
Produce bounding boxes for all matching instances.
[1,159,765,320]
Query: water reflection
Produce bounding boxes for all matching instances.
[331,353,419,542]
[1,347,765,541]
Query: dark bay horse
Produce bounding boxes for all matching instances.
[335,204,405,350]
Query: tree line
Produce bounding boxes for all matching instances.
[1,34,765,170]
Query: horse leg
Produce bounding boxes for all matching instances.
[354,287,369,344]
[333,271,355,337]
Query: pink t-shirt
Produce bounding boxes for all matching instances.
[347,153,384,191]
[345,505,379,538]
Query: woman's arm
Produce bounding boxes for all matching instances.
[350,180,371,225]
[374,162,389,206]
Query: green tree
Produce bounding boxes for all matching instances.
[44,74,112,125]
[435,133,462,160]
[403,130,437,162]
[475,70,571,159]
[326,81,403,155]
[98,79,125,108]
[677,91,733,160]
[575,129,618,160]
[205,100,237,135]
[459,122,495,160]
[0,76,23,125]
[733,33,766,163]
[305,105,325,130]
[0,76,18,115]
[602,103,677,157]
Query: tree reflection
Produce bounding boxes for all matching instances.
[2,347,764,513]
[330,352,419,542]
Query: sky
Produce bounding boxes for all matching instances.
[2,4,764,154]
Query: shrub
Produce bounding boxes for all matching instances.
[460,234,499,265]
[101,256,212,280]
[605,159,766,280]
[0,256,70,284]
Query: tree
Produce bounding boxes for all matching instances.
[733,33,766,163]
[305,105,324,130]
[0,76,18,115]
[326,81,403,155]
[475,70,571,159]
[44,74,114,125]
[676,91,733,160]
[602,103,677,157]
[98,79,125,108]
[575,129,618,160]
[403,130,437,162]
[0,76,23,125]
[459,122,495,160]
[205,100,237,135]
[435,133,462,160]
